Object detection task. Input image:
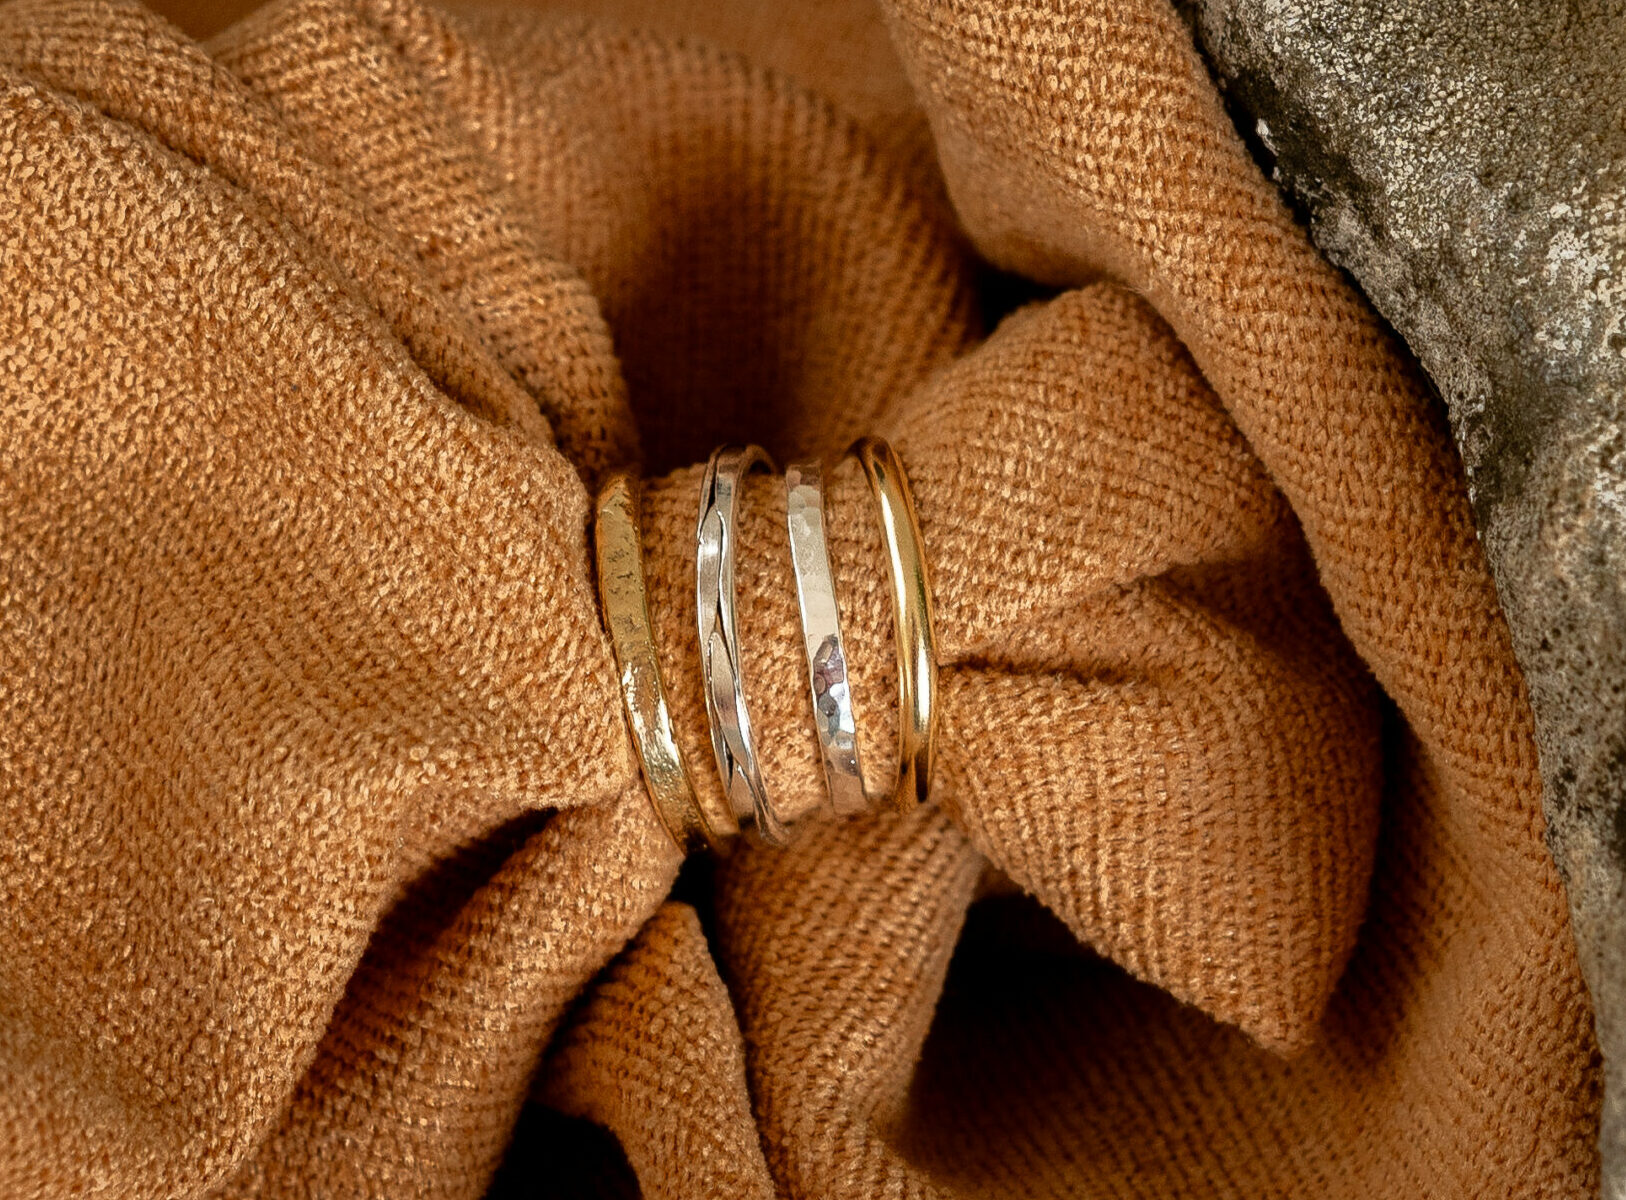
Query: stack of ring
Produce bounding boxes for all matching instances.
[594,436,938,853]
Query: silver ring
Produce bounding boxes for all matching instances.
[785,462,869,817]
[696,445,787,845]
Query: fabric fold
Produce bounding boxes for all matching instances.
[0,0,1600,1195]
[542,901,777,1200]
[635,283,1383,1051]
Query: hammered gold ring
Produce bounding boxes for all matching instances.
[595,470,736,853]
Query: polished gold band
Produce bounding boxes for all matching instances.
[595,471,737,854]
[852,437,939,812]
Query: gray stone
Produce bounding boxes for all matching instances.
[1185,0,1626,1188]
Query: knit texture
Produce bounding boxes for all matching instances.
[0,0,1599,1195]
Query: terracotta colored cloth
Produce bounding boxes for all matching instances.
[0,0,1600,1195]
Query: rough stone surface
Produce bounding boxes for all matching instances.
[1186,0,1626,1189]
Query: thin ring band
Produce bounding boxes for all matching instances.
[696,445,788,845]
[785,461,869,818]
[595,471,736,854]
[853,437,939,812]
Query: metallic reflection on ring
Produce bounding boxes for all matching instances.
[853,437,939,812]
[696,445,787,844]
[786,461,869,817]
[595,471,736,854]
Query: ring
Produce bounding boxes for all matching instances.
[852,437,939,812]
[696,445,787,844]
[595,471,736,854]
[785,461,869,817]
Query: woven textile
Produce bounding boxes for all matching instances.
[0,0,1600,1195]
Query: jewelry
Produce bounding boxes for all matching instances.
[785,461,869,817]
[596,471,736,854]
[852,437,939,811]
[696,445,787,845]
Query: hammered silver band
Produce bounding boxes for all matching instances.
[696,445,788,845]
[785,461,869,817]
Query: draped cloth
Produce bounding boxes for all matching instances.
[0,0,1600,1195]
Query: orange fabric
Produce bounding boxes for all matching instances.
[0,0,1598,1195]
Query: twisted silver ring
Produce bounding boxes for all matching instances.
[696,445,787,844]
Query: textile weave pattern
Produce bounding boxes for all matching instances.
[0,0,1600,1196]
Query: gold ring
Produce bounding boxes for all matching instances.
[852,437,939,811]
[595,471,736,853]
